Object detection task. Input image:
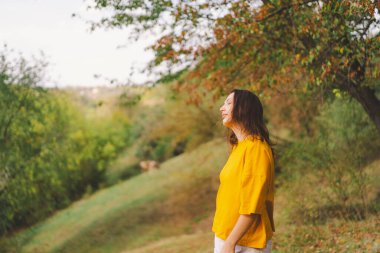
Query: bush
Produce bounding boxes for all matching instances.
[119,163,141,180]
[136,136,184,162]
[124,83,223,165]
[313,96,379,217]
[278,95,380,222]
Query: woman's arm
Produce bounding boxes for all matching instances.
[221,214,260,252]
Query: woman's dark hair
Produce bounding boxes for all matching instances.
[227,89,273,148]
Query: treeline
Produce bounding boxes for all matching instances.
[0,50,130,235]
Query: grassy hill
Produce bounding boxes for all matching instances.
[1,137,379,253]
[0,125,380,253]
[1,138,228,253]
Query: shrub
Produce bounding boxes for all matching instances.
[278,94,380,222]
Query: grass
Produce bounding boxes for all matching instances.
[123,232,214,253]
[1,138,379,253]
[1,138,228,253]
[273,214,380,253]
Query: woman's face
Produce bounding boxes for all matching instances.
[220,92,234,127]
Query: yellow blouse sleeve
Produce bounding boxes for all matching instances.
[239,140,270,215]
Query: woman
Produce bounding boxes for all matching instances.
[212,89,275,253]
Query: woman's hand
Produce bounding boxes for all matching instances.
[220,241,236,253]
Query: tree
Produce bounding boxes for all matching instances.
[90,0,380,134]
[0,47,131,234]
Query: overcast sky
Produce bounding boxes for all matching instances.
[0,0,156,87]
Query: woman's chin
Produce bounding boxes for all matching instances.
[222,119,232,127]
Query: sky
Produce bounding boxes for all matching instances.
[0,0,157,87]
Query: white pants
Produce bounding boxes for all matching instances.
[214,235,272,253]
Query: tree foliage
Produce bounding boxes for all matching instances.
[0,48,130,234]
[91,0,380,133]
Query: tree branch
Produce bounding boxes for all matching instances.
[256,0,320,22]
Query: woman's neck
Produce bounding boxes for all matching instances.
[231,124,250,142]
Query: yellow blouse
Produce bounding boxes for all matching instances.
[212,135,275,248]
